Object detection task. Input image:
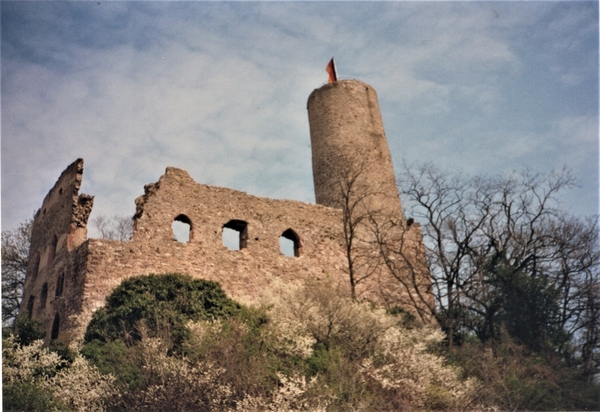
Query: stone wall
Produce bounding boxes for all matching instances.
[308,80,403,219]
[22,162,432,342]
[21,80,434,343]
[20,159,93,341]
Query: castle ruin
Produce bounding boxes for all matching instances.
[20,79,433,343]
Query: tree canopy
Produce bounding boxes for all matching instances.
[398,163,599,378]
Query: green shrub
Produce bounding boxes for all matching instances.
[2,381,63,412]
[80,339,145,390]
[448,334,600,411]
[84,273,242,350]
[13,317,45,346]
[82,273,273,408]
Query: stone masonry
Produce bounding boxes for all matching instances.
[20,80,433,343]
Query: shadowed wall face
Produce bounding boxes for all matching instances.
[20,159,93,342]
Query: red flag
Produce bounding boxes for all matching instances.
[326,58,338,83]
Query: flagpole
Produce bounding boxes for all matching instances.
[332,57,338,81]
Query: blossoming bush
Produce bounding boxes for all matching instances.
[361,327,479,410]
[2,335,116,412]
[75,274,483,411]
[84,316,325,411]
[107,336,236,411]
[234,373,330,412]
[45,353,117,412]
[255,279,482,410]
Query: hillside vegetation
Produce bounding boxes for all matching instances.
[4,273,479,411]
[4,273,599,411]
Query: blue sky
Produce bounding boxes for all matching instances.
[2,1,598,236]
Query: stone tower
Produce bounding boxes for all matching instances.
[307,80,403,220]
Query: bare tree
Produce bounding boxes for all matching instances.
[397,163,492,346]
[332,156,436,320]
[370,216,437,324]
[578,270,600,379]
[91,214,133,241]
[551,214,600,377]
[333,157,386,300]
[1,219,33,326]
[398,162,599,366]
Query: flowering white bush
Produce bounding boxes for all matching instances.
[362,326,480,409]
[44,355,117,412]
[233,280,317,360]
[111,336,236,410]
[2,335,116,411]
[235,373,330,412]
[2,336,65,384]
[255,280,481,410]
[255,279,392,361]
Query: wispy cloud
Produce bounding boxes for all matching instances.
[2,1,597,233]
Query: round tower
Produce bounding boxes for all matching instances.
[307,79,403,220]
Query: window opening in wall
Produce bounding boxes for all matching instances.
[40,283,48,310]
[27,296,35,319]
[280,236,295,257]
[222,220,248,251]
[51,314,60,340]
[172,214,193,243]
[55,274,65,297]
[280,229,302,257]
[48,235,58,265]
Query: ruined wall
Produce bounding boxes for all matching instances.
[75,167,348,330]
[20,159,93,341]
[76,166,433,338]
[22,162,432,342]
[21,80,434,343]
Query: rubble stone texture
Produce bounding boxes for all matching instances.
[308,80,403,219]
[20,80,433,343]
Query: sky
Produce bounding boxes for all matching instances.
[2,1,598,237]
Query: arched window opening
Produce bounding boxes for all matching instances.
[172,214,193,243]
[40,283,48,310]
[279,236,295,257]
[280,229,302,257]
[51,314,60,340]
[55,273,65,297]
[48,235,58,265]
[27,296,35,319]
[222,220,248,251]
